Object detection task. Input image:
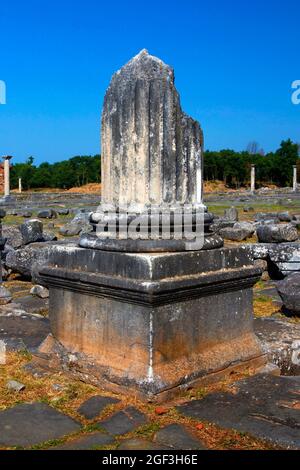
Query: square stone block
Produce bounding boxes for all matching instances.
[38,246,266,400]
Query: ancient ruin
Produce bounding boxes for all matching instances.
[35,50,266,400]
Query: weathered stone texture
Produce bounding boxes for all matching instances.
[101,49,203,209]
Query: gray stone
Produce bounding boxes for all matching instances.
[5,240,78,279]
[278,211,292,222]
[0,313,50,352]
[37,209,57,219]
[77,395,120,419]
[118,438,169,450]
[19,219,44,245]
[59,223,82,237]
[154,424,206,450]
[257,224,298,243]
[219,222,255,241]
[51,432,114,450]
[177,374,300,449]
[255,212,279,222]
[277,273,300,316]
[30,285,49,299]
[0,402,81,447]
[245,243,300,277]
[224,207,238,221]
[42,231,57,242]
[6,380,25,392]
[243,206,254,212]
[71,212,92,225]
[219,226,252,241]
[254,317,300,375]
[100,406,147,436]
[2,226,23,249]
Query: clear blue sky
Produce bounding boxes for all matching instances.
[0,0,299,165]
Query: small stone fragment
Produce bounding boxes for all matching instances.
[6,380,25,392]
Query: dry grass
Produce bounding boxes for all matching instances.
[0,351,277,450]
[253,296,280,318]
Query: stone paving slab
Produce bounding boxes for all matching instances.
[52,432,114,450]
[77,395,120,419]
[0,403,81,448]
[100,406,147,436]
[0,315,50,352]
[118,438,170,450]
[154,424,206,450]
[177,374,300,450]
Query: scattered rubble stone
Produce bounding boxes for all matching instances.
[257,224,298,243]
[6,380,25,392]
[277,272,300,316]
[19,219,44,245]
[30,285,49,299]
[37,209,57,219]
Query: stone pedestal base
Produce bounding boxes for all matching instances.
[37,246,266,401]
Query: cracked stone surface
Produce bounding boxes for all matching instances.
[177,374,300,450]
[0,403,81,447]
[100,406,147,436]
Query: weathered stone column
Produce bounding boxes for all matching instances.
[18,178,22,193]
[251,164,255,193]
[37,51,266,400]
[293,165,297,192]
[3,156,12,198]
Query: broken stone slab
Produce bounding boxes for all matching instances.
[256,224,298,243]
[77,395,120,419]
[254,317,300,375]
[51,432,115,450]
[245,242,300,278]
[5,240,79,280]
[255,212,280,222]
[42,231,57,242]
[224,207,239,221]
[100,406,147,436]
[277,273,300,316]
[154,424,206,450]
[19,219,44,245]
[59,223,83,237]
[177,374,300,450]
[2,226,23,249]
[219,222,255,241]
[0,402,81,447]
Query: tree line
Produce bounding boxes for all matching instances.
[10,139,299,191]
